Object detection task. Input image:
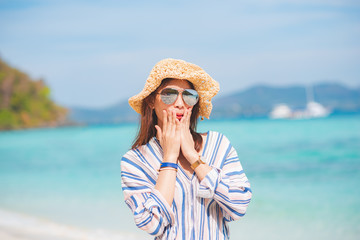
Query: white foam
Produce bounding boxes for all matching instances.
[0,208,142,240]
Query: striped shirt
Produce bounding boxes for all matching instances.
[121,131,252,239]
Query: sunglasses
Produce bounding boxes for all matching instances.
[158,88,199,106]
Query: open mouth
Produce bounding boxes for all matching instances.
[176,114,184,120]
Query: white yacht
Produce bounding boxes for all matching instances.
[270,104,292,119]
[269,85,331,119]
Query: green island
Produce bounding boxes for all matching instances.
[0,57,68,130]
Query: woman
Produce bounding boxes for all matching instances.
[121,58,252,239]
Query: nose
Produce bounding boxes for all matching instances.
[173,93,185,108]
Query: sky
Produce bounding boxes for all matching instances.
[0,0,359,108]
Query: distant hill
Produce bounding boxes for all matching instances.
[69,82,360,124]
[211,82,360,119]
[0,57,68,130]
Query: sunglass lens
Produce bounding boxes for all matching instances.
[183,89,199,106]
[160,88,178,105]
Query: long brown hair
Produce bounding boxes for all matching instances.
[131,78,203,152]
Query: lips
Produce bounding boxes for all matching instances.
[176,114,184,120]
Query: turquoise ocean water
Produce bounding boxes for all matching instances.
[0,115,359,239]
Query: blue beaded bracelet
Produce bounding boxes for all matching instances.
[160,162,178,169]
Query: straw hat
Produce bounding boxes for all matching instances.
[128,58,220,119]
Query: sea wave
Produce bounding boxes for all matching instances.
[0,208,142,240]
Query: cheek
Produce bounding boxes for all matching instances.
[154,97,172,112]
[154,101,167,119]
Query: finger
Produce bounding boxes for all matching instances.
[187,108,192,127]
[166,110,172,135]
[173,111,179,136]
[175,116,181,145]
[180,108,187,124]
[175,117,181,133]
[180,109,187,132]
[170,110,176,134]
[162,110,168,132]
[173,110,177,125]
[175,114,181,128]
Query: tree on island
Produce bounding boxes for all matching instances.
[0,57,68,130]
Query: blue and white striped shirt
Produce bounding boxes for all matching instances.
[121,131,252,239]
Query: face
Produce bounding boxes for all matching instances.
[152,79,195,128]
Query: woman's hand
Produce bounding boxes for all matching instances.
[180,108,199,163]
[155,110,181,163]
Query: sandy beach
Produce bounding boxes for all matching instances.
[0,208,140,240]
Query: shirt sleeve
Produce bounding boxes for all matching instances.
[121,153,175,237]
[196,140,252,222]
